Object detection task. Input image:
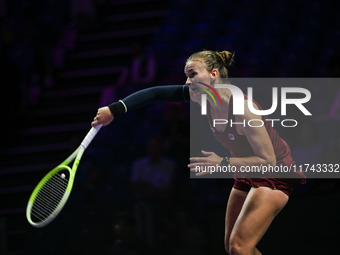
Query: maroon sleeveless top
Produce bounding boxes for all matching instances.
[207,95,306,180]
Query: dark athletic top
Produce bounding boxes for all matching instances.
[207,95,293,163]
[206,94,306,180]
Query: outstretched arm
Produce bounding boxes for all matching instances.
[92,85,189,127]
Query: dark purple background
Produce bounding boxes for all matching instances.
[0,0,339,254]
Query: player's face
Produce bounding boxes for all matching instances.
[184,60,213,96]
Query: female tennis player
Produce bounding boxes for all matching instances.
[92,50,305,255]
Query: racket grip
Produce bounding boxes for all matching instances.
[81,124,102,149]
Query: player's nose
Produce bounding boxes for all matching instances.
[185,77,191,86]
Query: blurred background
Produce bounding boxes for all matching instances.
[0,0,339,254]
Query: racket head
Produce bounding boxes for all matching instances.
[26,165,75,228]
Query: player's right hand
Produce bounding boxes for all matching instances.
[91,106,114,127]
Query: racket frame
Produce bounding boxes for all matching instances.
[26,125,101,227]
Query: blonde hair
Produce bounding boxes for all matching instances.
[186,50,234,78]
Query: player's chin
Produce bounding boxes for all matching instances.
[190,87,199,93]
[190,89,202,100]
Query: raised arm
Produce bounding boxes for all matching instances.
[92,85,189,127]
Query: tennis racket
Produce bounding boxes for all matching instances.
[26,124,102,228]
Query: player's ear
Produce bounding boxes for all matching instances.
[211,69,219,78]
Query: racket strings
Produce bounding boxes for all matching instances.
[31,173,69,222]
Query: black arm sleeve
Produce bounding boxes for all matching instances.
[108,85,190,116]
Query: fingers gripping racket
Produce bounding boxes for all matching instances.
[26,124,102,228]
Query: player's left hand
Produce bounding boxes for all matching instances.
[188,150,223,176]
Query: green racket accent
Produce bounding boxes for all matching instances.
[26,125,101,228]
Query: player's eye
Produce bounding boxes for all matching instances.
[189,72,197,78]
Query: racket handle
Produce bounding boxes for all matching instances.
[81,124,102,149]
